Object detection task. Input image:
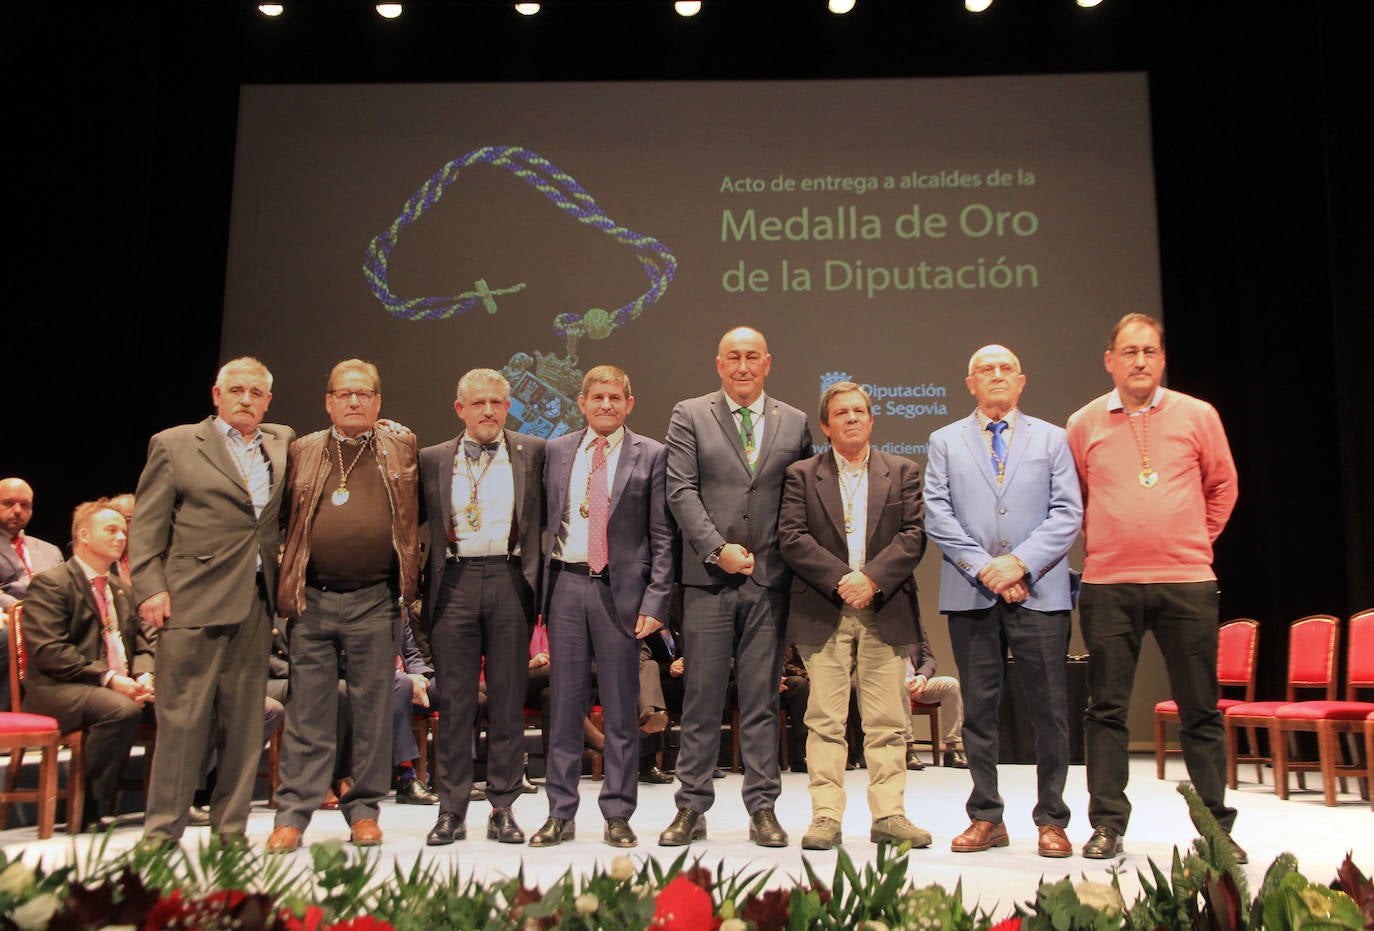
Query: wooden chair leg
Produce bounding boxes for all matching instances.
[65,735,86,836]
[1247,726,1264,784]
[1270,721,1291,800]
[1154,714,1167,780]
[0,747,25,829]
[35,744,57,840]
[1317,721,1340,807]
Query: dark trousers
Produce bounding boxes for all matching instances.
[430,557,532,817]
[275,582,399,829]
[1080,581,1234,833]
[23,682,145,821]
[673,582,786,816]
[543,569,639,821]
[949,603,1072,827]
[144,584,271,841]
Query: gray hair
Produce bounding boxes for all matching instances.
[455,368,510,403]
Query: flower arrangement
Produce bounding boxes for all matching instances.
[1,787,1369,930]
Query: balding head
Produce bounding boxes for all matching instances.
[0,478,36,538]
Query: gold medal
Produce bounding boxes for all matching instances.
[1139,468,1158,489]
[331,488,350,506]
[579,501,590,519]
[464,501,481,529]
[1126,409,1160,490]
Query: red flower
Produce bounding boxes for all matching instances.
[324,918,396,931]
[652,875,720,930]
[278,904,326,931]
[988,917,1022,931]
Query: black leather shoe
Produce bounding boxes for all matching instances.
[396,778,440,805]
[905,745,926,771]
[470,784,488,802]
[658,808,706,846]
[488,806,525,844]
[426,812,465,846]
[604,816,638,848]
[639,764,674,784]
[1082,826,1124,859]
[529,817,575,847]
[186,805,212,827]
[749,807,789,847]
[943,749,969,768]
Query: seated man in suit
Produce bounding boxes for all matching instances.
[21,499,154,828]
[903,637,966,770]
[2,477,66,711]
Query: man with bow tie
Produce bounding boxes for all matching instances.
[419,368,546,846]
[22,499,154,829]
[528,365,674,849]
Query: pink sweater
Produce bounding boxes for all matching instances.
[1066,389,1237,584]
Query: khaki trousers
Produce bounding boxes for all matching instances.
[799,609,908,820]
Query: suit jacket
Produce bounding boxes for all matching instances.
[418,428,545,633]
[666,390,812,589]
[22,558,153,690]
[541,428,676,638]
[923,411,1082,614]
[1,532,64,610]
[129,416,294,627]
[779,448,927,647]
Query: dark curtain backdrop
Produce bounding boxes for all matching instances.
[12,1,1371,699]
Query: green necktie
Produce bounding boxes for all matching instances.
[739,407,756,473]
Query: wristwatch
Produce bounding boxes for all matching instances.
[704,544,725,565]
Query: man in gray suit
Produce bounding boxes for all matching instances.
[659,327,812,848]
[924,344,1082,858]
[419,368,545,846]
[529,365,675,849]
[131,356,294,846]
[2,478,65,711]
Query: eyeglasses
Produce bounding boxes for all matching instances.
[329,389,378,402]
[1113,347,1161,361]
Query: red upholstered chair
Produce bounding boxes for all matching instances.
[1155,619,1258,779]
[0,603,86,836]
[1270,608,1374,805]
[1224,614,1339,788]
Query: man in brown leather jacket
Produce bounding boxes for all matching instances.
[266,359,421,852]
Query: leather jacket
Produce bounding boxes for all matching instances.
[276,427,421,617]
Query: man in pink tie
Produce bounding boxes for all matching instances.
[1,477,65,711]
[20,499,154,828]
[528,365,675,849]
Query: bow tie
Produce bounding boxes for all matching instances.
[464,440,500,461]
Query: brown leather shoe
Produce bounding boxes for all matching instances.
[350,818,383,846]
[266,825,303,853]
[950,819,1009,853]
[639,709,669,734]
[1037,823,1072,858]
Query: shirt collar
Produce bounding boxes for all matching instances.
[72,555,106,581]
[215,416,263,446]
[831,445,870,474]
[331,426,374,444]
[1107,386,1165,413]
[974,407,1018,430]
[731,392,766,418]
[581,426,625,452]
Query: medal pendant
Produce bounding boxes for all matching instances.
[464,502,481,529]
[331,488,350,506]
[579,501,590,519]
[844,511,854,534]
[1138,468,1158,489]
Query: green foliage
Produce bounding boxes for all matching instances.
[1259,873,1364,931]
[1018,877,1125,931]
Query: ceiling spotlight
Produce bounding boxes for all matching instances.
[674,1,702,15]
[257,3,284,15]
[1077,0,1103,6]
[965,0,993,10]
[514,2,541,14]
[375,3,402,17]
[828,0,856,12]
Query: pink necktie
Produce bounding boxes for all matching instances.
[91,576,129,679]
[587,437,609,573]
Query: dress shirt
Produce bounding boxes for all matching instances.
[731,394,766,471]
[1106,386,1165,414]
[555,427,625,563]
[216,416,270,518]
[451,433,517,557]
[73,555,125,686]
[833,447,869,571]
[974,407,1018,483]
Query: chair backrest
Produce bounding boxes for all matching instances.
[1345,608,1374,697]
[1216,619,1259,700]
[5,602,24,711]
[1287,614,1340,700]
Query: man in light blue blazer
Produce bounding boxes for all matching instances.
[924,344,1082,858]
[530,364,675,850]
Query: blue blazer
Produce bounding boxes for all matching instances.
[923,411,1082,614]
[542,427,676,637]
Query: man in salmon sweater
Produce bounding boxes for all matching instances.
[1066,313,1240,861]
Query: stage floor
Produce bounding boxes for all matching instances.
[4,757,1369,918]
